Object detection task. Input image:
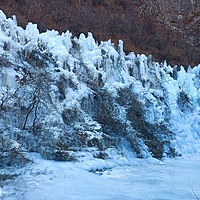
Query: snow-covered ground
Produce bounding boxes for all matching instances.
[1,154,200,200]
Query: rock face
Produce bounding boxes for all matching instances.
[0,11,200,165]
[0,0,200,67]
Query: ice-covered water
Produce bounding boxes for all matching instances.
[2,154,200,200]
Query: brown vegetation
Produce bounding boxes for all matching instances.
[0,0,200,66]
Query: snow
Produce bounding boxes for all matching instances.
[1,12,200,199]
[0,9,200,200]
[0,10,200,156]
[2,154,200,200]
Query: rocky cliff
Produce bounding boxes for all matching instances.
[0,11,200,168]
[0,0,200,66]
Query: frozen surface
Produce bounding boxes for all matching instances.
[1,154,200,200]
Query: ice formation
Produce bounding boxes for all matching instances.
[0,10,200,167]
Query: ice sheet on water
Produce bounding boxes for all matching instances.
[2,154,200,200]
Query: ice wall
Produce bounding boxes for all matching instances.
[0,10,200,161]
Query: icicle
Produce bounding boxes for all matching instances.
[12,15,17,26]
[0,10,6,22]
[25,23,39,43]
[118,40,125,58]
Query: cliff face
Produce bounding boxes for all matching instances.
[0,0,200,67]
[0,11,200,167]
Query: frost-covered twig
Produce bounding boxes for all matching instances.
[192,183,200,200]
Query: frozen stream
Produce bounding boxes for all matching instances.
[2,154,200,200]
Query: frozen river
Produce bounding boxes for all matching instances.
[2,154,200,200]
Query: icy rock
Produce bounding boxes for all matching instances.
[0,10,200,166]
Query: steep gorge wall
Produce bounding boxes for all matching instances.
[0,0,200,67]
